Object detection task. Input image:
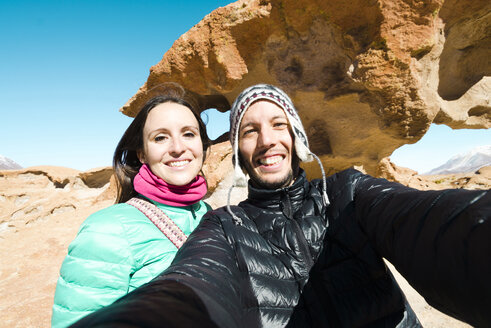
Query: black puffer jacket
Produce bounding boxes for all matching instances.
[72,169,491,328]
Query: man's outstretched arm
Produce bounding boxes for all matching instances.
[352,171,491,327]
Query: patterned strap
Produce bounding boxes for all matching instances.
[127,197,187,249]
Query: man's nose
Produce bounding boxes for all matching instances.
[257,127,275,148]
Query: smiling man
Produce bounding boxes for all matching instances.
[73,84,491,328]
[238,100,296,189]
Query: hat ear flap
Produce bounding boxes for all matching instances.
[233,164,248,187]
[289,120,313,163]
[294,138,313,162]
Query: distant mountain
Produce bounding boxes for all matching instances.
[0,155,22,170]
[425,145,491,175]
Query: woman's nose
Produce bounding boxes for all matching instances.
[169,138,185,154]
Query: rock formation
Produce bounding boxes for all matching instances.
[119,0,490,177]
[201,141,234,195]
[0,166,116,235]
[378,157,491,190]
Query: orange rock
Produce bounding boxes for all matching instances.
[118,0,490,177]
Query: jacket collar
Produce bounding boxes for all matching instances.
[246,169,309,211]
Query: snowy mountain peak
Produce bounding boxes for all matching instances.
[0,155,23,170]
[425,145,491,175]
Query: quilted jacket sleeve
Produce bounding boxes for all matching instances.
[70,211,245,328]
[351,170,491,327]
[52,209,135,328]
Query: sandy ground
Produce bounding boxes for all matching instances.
[0,200,113,327]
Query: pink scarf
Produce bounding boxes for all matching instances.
[133,164,207,207]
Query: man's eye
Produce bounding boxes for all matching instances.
[242,129,256,136]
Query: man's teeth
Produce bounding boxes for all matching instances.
[259,155,283,165]
[168,160,190,167]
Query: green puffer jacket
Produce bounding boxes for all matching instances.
[51,196,210,328]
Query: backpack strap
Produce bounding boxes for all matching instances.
[127,197,187,249]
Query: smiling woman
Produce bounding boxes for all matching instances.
[51,83,212,328]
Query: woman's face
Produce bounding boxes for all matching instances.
[139,102,204,186]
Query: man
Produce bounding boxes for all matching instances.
[73,84,491,328]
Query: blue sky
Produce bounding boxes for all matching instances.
[1,0,489,173]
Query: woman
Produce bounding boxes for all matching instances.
[51,83,211,328]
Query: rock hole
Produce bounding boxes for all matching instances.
[201,108,230,142]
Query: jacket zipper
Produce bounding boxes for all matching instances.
[282,191,315,270]
[291,219,315,270]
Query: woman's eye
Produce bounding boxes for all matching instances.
[184,132,196,138]
[154,135,167,142]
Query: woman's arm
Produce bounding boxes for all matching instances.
[52,211,135,328]
[353,172,491,327]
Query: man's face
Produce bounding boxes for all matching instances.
[238,100,295,189]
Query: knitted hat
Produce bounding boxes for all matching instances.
[229,84,313,187]
[226,84,329,224]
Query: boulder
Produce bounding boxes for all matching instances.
[0,166,113,234]
[202,141,234,195]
